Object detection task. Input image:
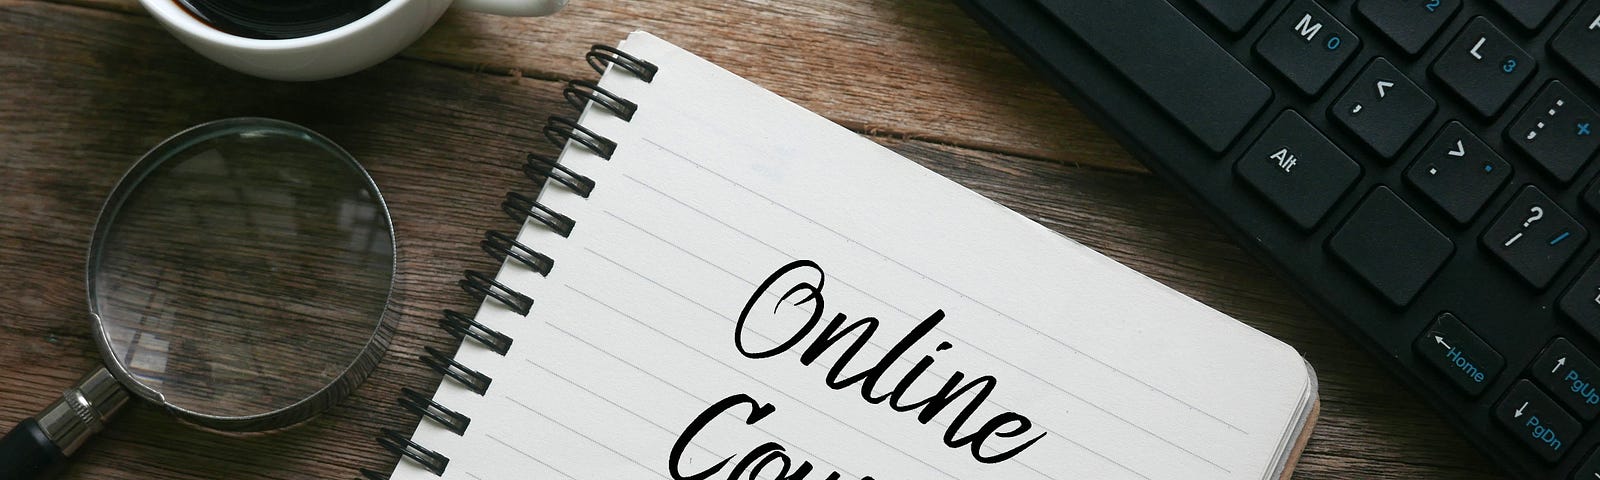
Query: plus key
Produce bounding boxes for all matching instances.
[1508,81,1600,183]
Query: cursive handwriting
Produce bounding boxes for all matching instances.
[671,394,866,480]
[734,260,1045,464]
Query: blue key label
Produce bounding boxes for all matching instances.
[1564,370,1600,406]
[1441,339,1487,384]
[1524,412,1566,453]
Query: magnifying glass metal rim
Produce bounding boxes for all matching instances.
[84,117,400,432]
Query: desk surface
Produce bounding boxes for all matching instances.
[0,1,1502,478]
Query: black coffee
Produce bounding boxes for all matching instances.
[175,0,392,40]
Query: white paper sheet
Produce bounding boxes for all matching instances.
[394,32,1315,480]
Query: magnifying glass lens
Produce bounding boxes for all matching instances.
[88,121,395,422]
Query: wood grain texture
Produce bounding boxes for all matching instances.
[0,0,1500,478]
[51,0,1139,172]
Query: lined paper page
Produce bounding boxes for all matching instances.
[396,32,1314,480]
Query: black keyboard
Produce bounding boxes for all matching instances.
[955,0,1600,478]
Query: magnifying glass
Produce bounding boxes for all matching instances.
[0,118,398,479]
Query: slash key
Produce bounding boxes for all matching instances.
[1481,186,1586,288]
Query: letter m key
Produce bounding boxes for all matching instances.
[1295,13,1322,42]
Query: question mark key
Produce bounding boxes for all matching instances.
[1482,186,1587,288]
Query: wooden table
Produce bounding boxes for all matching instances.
[0,1,1504,478]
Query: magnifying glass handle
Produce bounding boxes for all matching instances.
[0,418,65,479]
[0,368,130,479]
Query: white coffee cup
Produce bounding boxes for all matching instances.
[139,0,566,81]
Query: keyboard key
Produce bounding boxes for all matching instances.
[1577,446,1600,480]
[1405,122,1511,224]
[1531,338,1600,420]
[1560,257,1600,344]
[1482,186,1587,288]
[1034,0,1271,153]
[1255,0,1361,95]
[1507,81,1600,184]
[1585,176,1600,215]
[1432,17,1537,117]
[1497,379,1582,462]
[1236,110,1361,229]
[1553,2,1600,90]
[1356,0,1461,55]
[1329,187,1452,306]
[1192,0,1271,34]
[1331,58,1436,159]
[1415,312,1504,396]
[1491,0,1561,30]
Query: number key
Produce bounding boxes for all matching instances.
[1255,0,1361,95]
[1432,17,1536,117]
[1490,0,1560,30]
[1356,0,1460,55]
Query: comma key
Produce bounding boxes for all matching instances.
[1414,312,1504,396]
[1496,379,1582,463]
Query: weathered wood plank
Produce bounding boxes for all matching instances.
[39,0,1141,172]
[0,1,1497,479]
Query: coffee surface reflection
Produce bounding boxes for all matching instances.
[175,0,391,40]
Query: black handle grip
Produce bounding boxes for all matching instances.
[0,418,65,480]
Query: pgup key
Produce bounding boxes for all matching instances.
[1482,186,1586,288]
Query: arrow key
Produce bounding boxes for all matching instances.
[1332,57,1436,159]
[1496,379,1581,462]
[1531,338,1600,420]
[1415,312,1504,396]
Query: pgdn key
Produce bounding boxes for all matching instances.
[1497,380,1582,462]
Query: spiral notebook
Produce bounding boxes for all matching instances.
[370,32,1319,480]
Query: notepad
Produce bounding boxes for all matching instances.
[384,32,1318,480]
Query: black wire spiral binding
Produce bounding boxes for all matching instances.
[399,388,472,435]
[564,80,638,121]
[441,309,514,355]
[525,152,595,198]
[376,428,449,475]
[367,43,656,480]
[459,269,534,316]
[543,116,617,160]
[421,346,493,395]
